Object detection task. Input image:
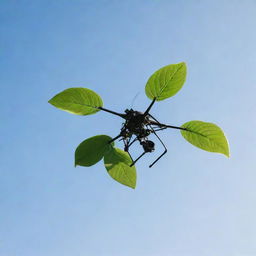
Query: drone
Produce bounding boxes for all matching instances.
[49,62,229,188]
[97,99,187,168]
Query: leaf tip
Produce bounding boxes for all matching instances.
[179,61,186,66]
[125,183,136,189]
[223,150,230,158]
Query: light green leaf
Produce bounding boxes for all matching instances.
[48,88,103,115]
[104,148,136,189]
[181,121,230,157]
[75,135,114,167]
[145,62,187,101]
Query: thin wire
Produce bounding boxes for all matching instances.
[130,92,141,109]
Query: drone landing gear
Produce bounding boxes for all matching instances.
[148,125,167,168]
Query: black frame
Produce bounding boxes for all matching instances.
[98,98,187,167]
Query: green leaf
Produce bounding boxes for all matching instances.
[181,121,230,157]
[75,135,114,167]
[145,62,187,101]
[48,88,103,115]
[104,148,136,189]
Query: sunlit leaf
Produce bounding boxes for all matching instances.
[181,121,230,157]
[104,148,136,189]
[145,62,187,101]
[75,135,114,167]
[48,87,103,115]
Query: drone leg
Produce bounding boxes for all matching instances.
[127,150,134,163]
[130,151,147,167]
[124,137,140,163]
[127,137,138,148]
[149,150,167,168]
[148,126,167,168]
[123,137,130,151]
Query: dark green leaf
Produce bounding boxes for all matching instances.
[104,148,136,189]
[75,135,114,167]
[145,62,187,101]
[181,121,230,157]
[48,87,103,115]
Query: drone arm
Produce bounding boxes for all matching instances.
[154,127,168,132]
[148,113,160,123]
[146,114,167,131]
[149,120,187,131]
[98,106,126,119]
[148,113,187,131]
[108,134,122,144]
[143,98,156,117]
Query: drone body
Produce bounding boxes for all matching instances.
[98,104,178,168]
[112,107,157,166]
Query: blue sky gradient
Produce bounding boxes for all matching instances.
[1,1,256,255]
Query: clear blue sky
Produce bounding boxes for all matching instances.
[1,1,256,255]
